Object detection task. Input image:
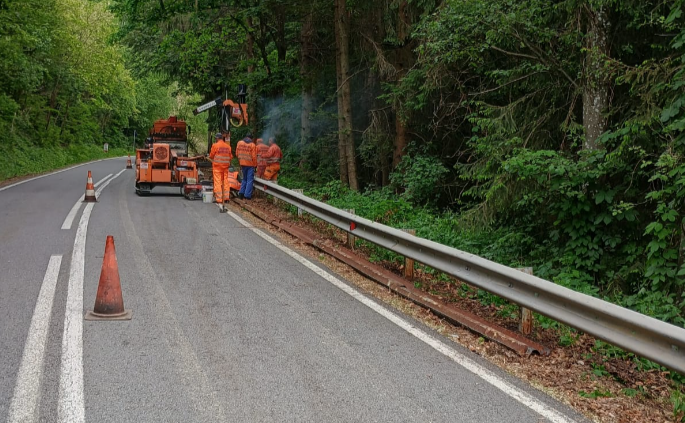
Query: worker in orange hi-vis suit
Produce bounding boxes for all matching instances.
[236,133,257,200]
[209,133,233,203]
[262,137,283,183]
[227,168,241,191]
[255,138,269,178]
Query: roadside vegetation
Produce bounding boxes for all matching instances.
[7,0,685,418]
[113,0,685,337]
[0,0,203,180]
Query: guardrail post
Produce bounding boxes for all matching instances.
[344,209,356,249]
[292,189,304,216]
[517,267,534,335]
[401,229,416,278]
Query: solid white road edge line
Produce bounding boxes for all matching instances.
[61,174,113,230]
[8,255,63,423]
[58,203,92,423]
[58,168,125,422]
[226,210,578,423]
[0,156,125,193]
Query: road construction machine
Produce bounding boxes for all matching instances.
[146,116,191,156]
[135,116,202,196]
[135,85,249,199]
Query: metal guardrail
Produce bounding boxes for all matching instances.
[254,178,685,375]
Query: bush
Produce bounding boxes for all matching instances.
[0,141,131,181]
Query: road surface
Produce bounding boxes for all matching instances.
[0,158,588,422]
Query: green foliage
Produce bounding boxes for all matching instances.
[622,387,646,398]
[390,150,449,206]
[113,0,685,337]
[579,389,613,399]
[672,389,685,422]
[0,142,130,180]
[0,0,177,182]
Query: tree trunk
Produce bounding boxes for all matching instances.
[393,115,407,168]
[276,10,287,63]
[582,5,609,151]
[300,10,314,155]
[335,0,358,190]
[335,0,349,187]
[46,81,60,130]
[207,126,213,154]
[677,219,685,308]
[335,24,348,185]
[257,16,272,77]
[59,101,70,137]
[392,0,412,168]
[246,17,256,74]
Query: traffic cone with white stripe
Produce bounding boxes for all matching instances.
[126,155,133,169]
[85,236,131,321]
[84,171,96,202]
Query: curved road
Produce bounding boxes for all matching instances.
[0,158,588,422]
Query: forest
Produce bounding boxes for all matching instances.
[4,0,685,329]
[0,0,189,178]
[110,0,685,329]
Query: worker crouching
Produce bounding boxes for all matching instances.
[236,133,257,200]
[227,168,241,192]
[209,133,233,204]
[262,137,283,182]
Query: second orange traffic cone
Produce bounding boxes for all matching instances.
[126,155,133,169]
[84,170,96,202]
[85,236,132,321]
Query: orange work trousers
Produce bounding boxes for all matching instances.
[212,166,231,203]
[256,165,266,178]
[263,163,280,181]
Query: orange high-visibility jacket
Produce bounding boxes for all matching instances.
[236,139,257,167]
[263,143,283,164]
[256,142,269,167]
[227,171,241,191]
[209,139,233,169]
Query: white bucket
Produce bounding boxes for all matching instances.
[202,191,214,204]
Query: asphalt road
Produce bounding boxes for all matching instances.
[0,158,589,422]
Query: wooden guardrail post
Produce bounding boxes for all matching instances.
[517,267,534,335]
[344,209,356,249]
[401,229,416,279]
[292,189,304,217]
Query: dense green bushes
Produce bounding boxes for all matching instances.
[0,0,175,181]
[0,143,130,181]
[293,173,685,329]
[111,0,685,329]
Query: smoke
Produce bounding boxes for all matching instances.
[257,96,300,147]
[255,93,337,152]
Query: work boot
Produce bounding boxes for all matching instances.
[238,193,244,199]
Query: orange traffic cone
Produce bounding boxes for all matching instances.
[85,236,132,321]
[126,155,133,169]
[84,170,97,202]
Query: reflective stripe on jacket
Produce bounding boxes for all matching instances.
[263,143,283,164]
[236,139,257,167]
[228,171,241,191]
[209,140,233,167]
[256,143,269,167]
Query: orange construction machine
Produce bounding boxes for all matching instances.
[135,116,202,196]
[145,116,190,156]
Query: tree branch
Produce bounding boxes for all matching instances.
[490,45,538,61]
